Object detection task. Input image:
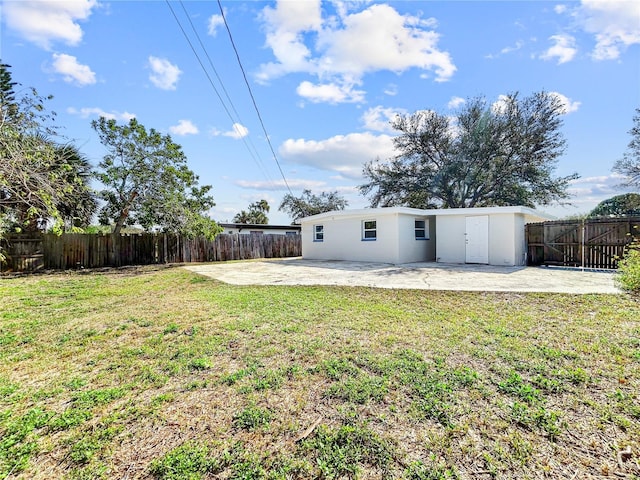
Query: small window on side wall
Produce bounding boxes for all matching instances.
[415,219,428,240]
[314,224,324,242]
[362,220,377,240]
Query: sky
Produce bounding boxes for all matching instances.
[1,0,639,225]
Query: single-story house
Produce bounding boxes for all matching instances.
[300,206,554,266]
[218,223,300,236]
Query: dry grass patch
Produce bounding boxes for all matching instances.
[0,266,638,479]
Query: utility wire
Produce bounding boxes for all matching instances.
[216,0,293,196]
[177,1,271,182]
[165,0,273,183]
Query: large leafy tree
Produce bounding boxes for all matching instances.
[588,193,640,217]
[279,189,348,223]
[360,92,578,209]
[91,117,221,238]
[0,62,96,234]
[613,108,640,190]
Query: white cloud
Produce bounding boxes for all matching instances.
[148,56,182,90]
[2,0,97,49]
[360,106,404,133]
[257,0,322,81]
[570,173,626,186]
[212,123,249,139]
[567,174,624,197]
[208,14,224,36]
[501,40,524,55]
[578,0,640,60]
[209,205,238,223]
[555,1,640,61]
[549,91,581,114]
[542,173,629,217]
[316,4,455,80]
[66,107,135,121]
[486,40,524,59]
[540,34,577,64]
[279,132,396,179]
[257,1,455,103]
[554,5,568,14]
[296,80,365,104]
[51,53,96,86]
[169,120,199,136]
[384,84,398,96]
[447,96,466,110]
[235,178,327,191]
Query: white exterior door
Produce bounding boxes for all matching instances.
[465,216,489,264]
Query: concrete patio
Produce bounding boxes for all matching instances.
[184,258,621,294]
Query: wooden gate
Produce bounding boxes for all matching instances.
[526,217,640,269]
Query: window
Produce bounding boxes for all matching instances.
[362,220,377,240]
[314,224,324,242]
[415,219,429,240]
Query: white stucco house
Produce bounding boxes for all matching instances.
[300,206,554,266]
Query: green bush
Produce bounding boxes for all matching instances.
[617,234,640,293]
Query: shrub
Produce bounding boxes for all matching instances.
[616,231,640,293]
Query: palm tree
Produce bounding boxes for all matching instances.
[233,200,270,224]
[233,210,251,224]
[53,144,98,231]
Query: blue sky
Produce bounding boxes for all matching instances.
[2,0,639,225]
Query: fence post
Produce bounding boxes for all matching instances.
[581,219,585,270]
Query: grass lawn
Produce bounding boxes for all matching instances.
[0,265,638,479]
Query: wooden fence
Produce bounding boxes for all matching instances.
[526,217,640,269]
[1,233,301,273]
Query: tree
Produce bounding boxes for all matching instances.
[0,62,18,121]
[360,92,578,209]
[0,62,95,234]
[613,108,640,190]
[233,199,270,224]
[279,189,348,223]
[589,193,640,217]
[91,117,221,238]
[53,144,98,231]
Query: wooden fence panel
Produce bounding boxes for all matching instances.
[1,235,44,272]
[1,233,301,272]
[526,217,640,269]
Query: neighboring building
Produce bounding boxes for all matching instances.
[300,206,553,266]
[218,223,301,236]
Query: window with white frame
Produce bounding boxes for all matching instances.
[415,219,429,240]
[362,220,377,240]
[314,224,324,242]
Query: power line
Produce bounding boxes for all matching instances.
[177,1,270,182]
[216,0,293,196]
[165,0,274,184]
